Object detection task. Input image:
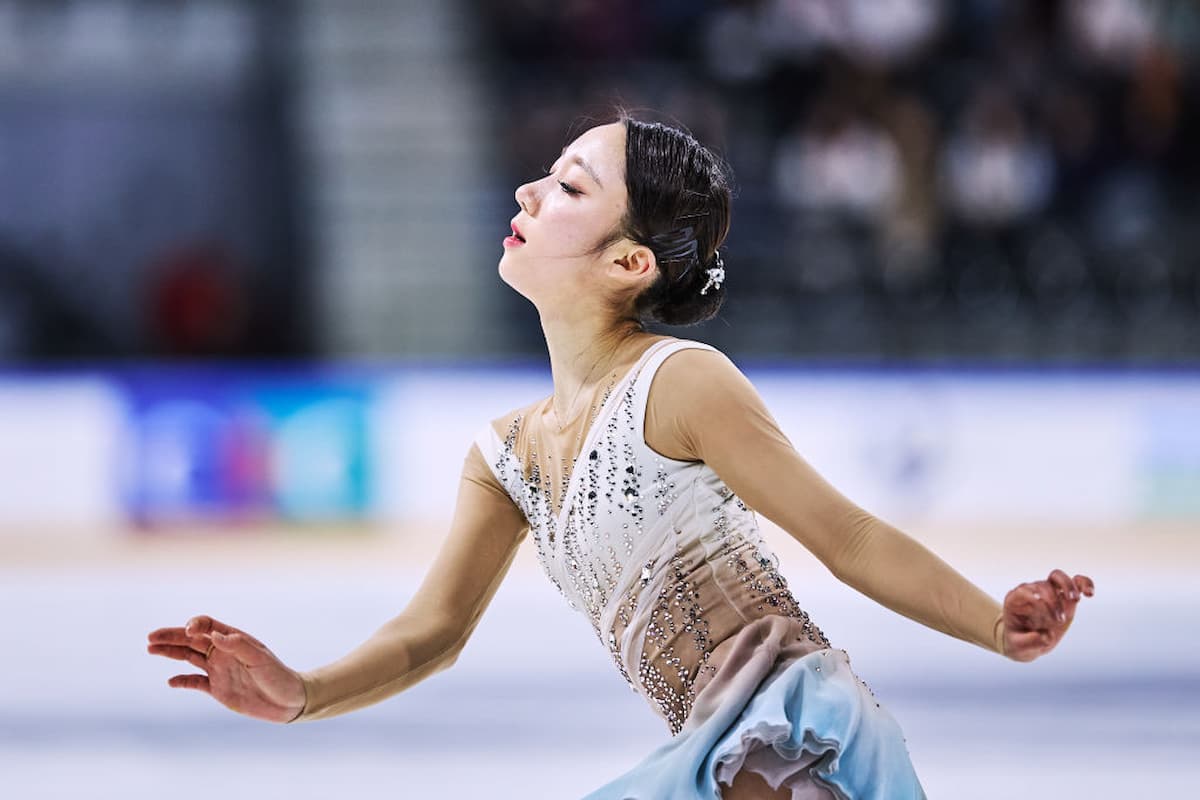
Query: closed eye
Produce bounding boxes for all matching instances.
[542,162,583,196]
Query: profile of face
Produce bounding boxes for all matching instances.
[500,122,649,314]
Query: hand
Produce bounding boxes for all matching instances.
[147,615,307,723]
[1001,570,1095,662]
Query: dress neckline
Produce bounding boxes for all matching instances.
[549,337,679,536]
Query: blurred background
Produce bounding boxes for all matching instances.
[0,1,1197,798]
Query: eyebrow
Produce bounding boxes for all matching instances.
[557,149,604,189]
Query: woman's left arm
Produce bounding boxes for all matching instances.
[645,348,1093,661]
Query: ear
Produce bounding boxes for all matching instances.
[612,244,657,285]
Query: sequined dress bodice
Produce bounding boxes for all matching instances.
[476,339,830,734]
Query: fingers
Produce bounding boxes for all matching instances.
[149,619,273,673]
[1008,583,1058,630]
[1047,570,1096,626]
[147,628,201,648]
[148,625,215,664]
[1002,569,1095,662]
[1048,570,1096,600]
[150,617,267,656]
[1047,569,1075,597]
[1047,570,1075,622]
[147,644,210,670]
[184,616,238,638]
[209,630,269,666]
[167,674,212,693]
[186,617,268,650]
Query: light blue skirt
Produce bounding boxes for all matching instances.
[583,620,927,800]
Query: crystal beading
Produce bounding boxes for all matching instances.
[481,341,831,735]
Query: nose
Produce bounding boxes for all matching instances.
[515,178,539,216]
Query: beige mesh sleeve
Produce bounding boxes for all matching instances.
[644,348,1006,656]
[294,443,529,720]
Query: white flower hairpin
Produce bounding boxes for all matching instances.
[700,251,725,296]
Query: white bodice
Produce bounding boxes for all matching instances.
[477,339,829,734]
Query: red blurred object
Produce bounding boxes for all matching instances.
[148,243,248,356]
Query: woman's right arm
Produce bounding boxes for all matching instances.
[295,444,528,720]
[147,443,528,723]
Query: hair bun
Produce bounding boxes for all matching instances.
[621,117,732,327]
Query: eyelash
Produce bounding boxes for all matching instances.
[542,164,582,196]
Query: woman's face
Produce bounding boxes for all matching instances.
[499,122,631,310]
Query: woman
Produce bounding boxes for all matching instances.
[148,116,1093,799]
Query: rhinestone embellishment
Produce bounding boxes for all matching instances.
[484,344,830,735]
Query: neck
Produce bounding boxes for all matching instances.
[540,310,646,412]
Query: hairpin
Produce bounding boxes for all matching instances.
[700,251,725,295]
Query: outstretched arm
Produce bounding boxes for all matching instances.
[148,444,528,721]
[293,445,527,719]
[646,349,1092,661]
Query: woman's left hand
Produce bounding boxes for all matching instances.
[1001,570,1095,662]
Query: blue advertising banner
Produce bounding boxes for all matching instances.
[118,369,374,527]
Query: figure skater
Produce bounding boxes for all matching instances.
[148,115,1093,799]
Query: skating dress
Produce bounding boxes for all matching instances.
[469,338,1005,799]
[295,335,1006,798]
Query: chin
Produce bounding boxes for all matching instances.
[497,259,532,300]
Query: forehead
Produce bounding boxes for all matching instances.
[562,122,625,184]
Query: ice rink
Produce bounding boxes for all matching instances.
[2,524,1196,799]
[3,3,1198,799]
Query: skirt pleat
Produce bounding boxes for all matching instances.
[582,617,927,800]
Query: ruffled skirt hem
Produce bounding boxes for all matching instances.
[582,617,927,800]
[711,719,842,799]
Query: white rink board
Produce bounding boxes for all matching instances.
[1,367,1197,532]
[383,368,1200,527]
[0,377,126,528]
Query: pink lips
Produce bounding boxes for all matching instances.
[504,220,526,247]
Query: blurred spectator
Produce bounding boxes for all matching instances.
[703,2,774,84]
[702,0,945,81]
[1040,80,1102,214]
[877,94,941,286]
[1086,166,1167,252]
[817,0,945,66]
[774,97,901,221]
[483,0,1198,360]
[4,0,1196,362]
[0,1,297,363]
[1124,45,1183,158]
[1063,0,1157,70]
[940,85,1054,228]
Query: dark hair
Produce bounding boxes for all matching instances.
[618,115,732,327]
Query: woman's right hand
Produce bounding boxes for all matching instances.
[147,615,307,723]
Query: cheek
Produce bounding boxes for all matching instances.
[545,198,622,253]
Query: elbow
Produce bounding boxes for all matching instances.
[438,641,465,671]
[825,507,879,585]
[399,610,469,676]
[430,615,474,673]
[827,559,854,586]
